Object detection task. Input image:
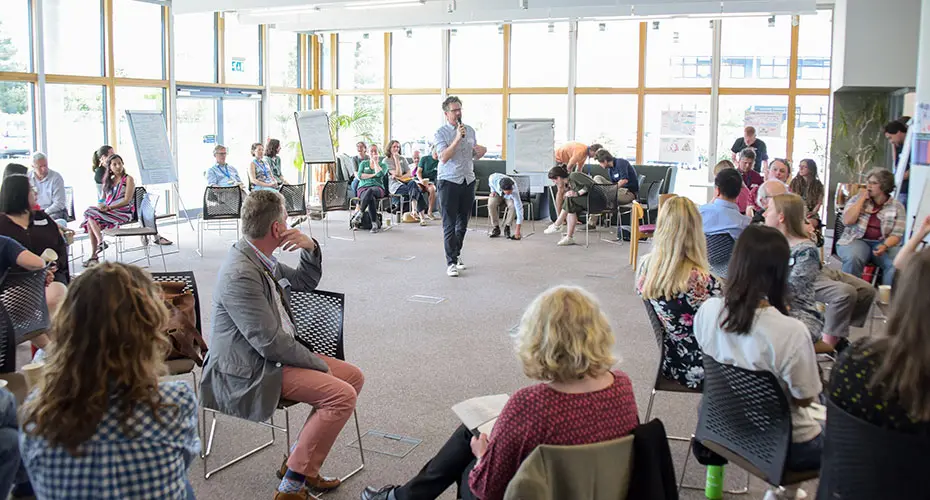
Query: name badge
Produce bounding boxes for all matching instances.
[278,278,291,289]
[34,219,49,226]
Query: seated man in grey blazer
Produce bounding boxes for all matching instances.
[200,190,365,500]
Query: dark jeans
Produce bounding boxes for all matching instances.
[394,424,478,500]
[350,178,360,197]
[438,180,475,266]
[395,181,426,212]
[786,432,823,471]
[357,186,385,225]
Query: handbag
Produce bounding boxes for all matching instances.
[158,281,208,366]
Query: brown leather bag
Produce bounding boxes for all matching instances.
[159,281,208,366]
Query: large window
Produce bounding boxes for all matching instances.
[336,95,383,154]
[46,84,106,210]
[575,95,638,161]
[320,35,332,90]
[44,0,103,76]
[720,16,792,88]
[459,94,503,159]
[224,13,260,85]
[175,13,215,82]
[797,11,833,89]
[0,82,34,161]
[646,19,713,87]
[337,32,384,90]
[391,95,442,153]
[391,28,441,89]
[449,26,502,88]
[1,0,32,72]
[269,28,299,88]
[510,23,569,88]
[643,95,711,202]
[717,94,789,165]
[576,21,639,88]
[113,0,163,79]
[509,94,568,144]
[792,96,830,178]
[269,94,301,182]
[114,87,164,180]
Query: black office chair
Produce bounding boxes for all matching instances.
[642,179,665,225]
[705,233,736,279]
[642,300,702,428]
[198,186,244,256]
[0,268,51,347]
[313,180,354,241]
[681,356,819,492]
[584,183,618,247]
[816,398,930,500]
[280,183,311,234]
[831,210,845,257]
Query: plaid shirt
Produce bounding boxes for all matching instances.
[838,194,906,246]
[19,381,200,499]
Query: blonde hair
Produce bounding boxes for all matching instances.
[713,159,735,176]
[22,263,173,455]
[770,193,808,240]
[516,286,616,383]
[639,196,710,299]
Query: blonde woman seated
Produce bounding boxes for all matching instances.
[361,286,639,500]
[19,263,199,499]
[637,196,721,390]
[763,194,827,347]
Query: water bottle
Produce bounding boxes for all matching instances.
[705,465,724,499]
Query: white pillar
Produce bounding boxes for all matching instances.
[906,0,930,239]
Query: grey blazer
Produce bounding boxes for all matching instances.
[200,238,327,423]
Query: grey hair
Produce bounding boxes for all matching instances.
[866,167,896,196]
[241,190,286,239]
[756,179,789,207]
[31,151,47,163]
[739,147,757,161]
[442,95,462,112]
[213,144,227,155]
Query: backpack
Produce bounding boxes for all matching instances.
[350,211,381,230]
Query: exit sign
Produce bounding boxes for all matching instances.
[230,58,245,73]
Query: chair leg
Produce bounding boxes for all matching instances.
[644,389,657,422]
[196,217,204,257]
[677,438,694,492]
[340,410,366,483]
[143,238,152,268]
[201,408,281,480]
[158,241,167,271]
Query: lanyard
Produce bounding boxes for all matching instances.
[219,164,231,179]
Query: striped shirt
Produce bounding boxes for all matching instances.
[838,194,906,246]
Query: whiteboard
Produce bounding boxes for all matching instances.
[661,110,696,136]
[744,110,785,137]
[125,110,177,185]
[506,119,554,174]
[294,110,336,164]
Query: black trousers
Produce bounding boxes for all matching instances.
[394,424,478,500]
[358,187,384,225]
[438,180,475,266]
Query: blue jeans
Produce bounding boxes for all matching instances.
[185,478,196,499]
[836,239,899,285]
[0,389,27,499]
[786,431,823,471]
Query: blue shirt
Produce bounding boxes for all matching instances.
[488,173,524,225]
[0,235,26,273]
[699,199,750,241]
[433,123,477,184]
[206,163,243,187]
[607,158,639,193]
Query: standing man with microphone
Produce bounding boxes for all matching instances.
[434,96,487,277]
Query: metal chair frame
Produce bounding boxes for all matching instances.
[0,267,51,371]
[103,191,167,271]
[198,186,245,257]
[280,183,312,235]
[582,183,619,247]
[314,180,355,242]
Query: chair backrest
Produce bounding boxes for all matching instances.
[321,180,350,212]
[588,183,618,214]
[65,186,76,222]
[131,187,146,223]
[289,289,346,361]
[203,186,244,220]
[503,435,635,500]
[0,268,51,348]
[705,233,736,278]
[647,179,665,208]
[637,174,646,191]
[696,355,793,485]
[280,183,308,216]
[149,271,202,333]
[139,193,159,231]
[816,398,930,500]
[510,175,532,202]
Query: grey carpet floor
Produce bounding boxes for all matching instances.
[21,213,864,500]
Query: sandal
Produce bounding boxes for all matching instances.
[82,256,99,267]
[154,236,173,245]
[99,241,109,251]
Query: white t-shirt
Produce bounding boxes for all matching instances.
[694,297,823,443]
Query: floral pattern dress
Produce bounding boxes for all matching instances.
[636,266,722,389]
[788,240,824,342]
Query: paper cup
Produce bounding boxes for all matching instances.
[22,362,45,389]
[879,285,891,304]
[0,379,7,390]
[41,248,58,263]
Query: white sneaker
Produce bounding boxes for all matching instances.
[764,487,808,500]
[447,264,460,277]
[544,223,564,235]
[455,257,467,270]
[557,235,577,246]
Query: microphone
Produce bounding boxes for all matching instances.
[457,117,466,138]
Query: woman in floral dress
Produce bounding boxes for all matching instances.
[636,195,721,389]
[81,154,135,266]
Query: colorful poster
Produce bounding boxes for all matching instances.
[658,137,695,164]
[744,111,785,137]
[916,102,930,135]
[661,111,697,136]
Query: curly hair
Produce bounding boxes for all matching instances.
[22,262,173,455]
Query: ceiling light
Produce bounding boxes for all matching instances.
[768,15,776,27]
[652,21,660,30]
[406,28,413,38]
[344,0,427,9]
[598,22,606,32]
[547,22,555,33]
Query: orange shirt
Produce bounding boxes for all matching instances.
[554,142,588,167]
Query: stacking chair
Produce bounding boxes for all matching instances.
[816,399,930,500]
[64,187,76,223]
[198,186,244,257]
[831,209,845,257]
[628,201,655,269]
[705,233,736,279]
[103,191,168,271]
[0,267,51,403]
[679,356,817,493]
[201,290,365,487]
[510,174,536,237]
[312,180,354,241]
[641,179,665,225]
[280,183,311,234]
[584,183,618,246]
[150,271,202,396]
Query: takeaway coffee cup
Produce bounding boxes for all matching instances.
[879,285,891,304]
[22,362,45,389]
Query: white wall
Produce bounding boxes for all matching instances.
[832,0,921,91]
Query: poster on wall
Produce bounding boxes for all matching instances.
[744,110,785,137]
[658,137,695,164]
[661,111,697,136]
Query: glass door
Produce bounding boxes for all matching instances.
[222,98,261,179]
[177,97,218,213]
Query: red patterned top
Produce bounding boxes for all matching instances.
[469,370,639,500]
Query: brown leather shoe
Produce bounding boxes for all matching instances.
[305,474,341,491]
[277,456,288,479]
[272,487,311,500]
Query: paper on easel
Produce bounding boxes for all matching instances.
[452,394,509,437]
